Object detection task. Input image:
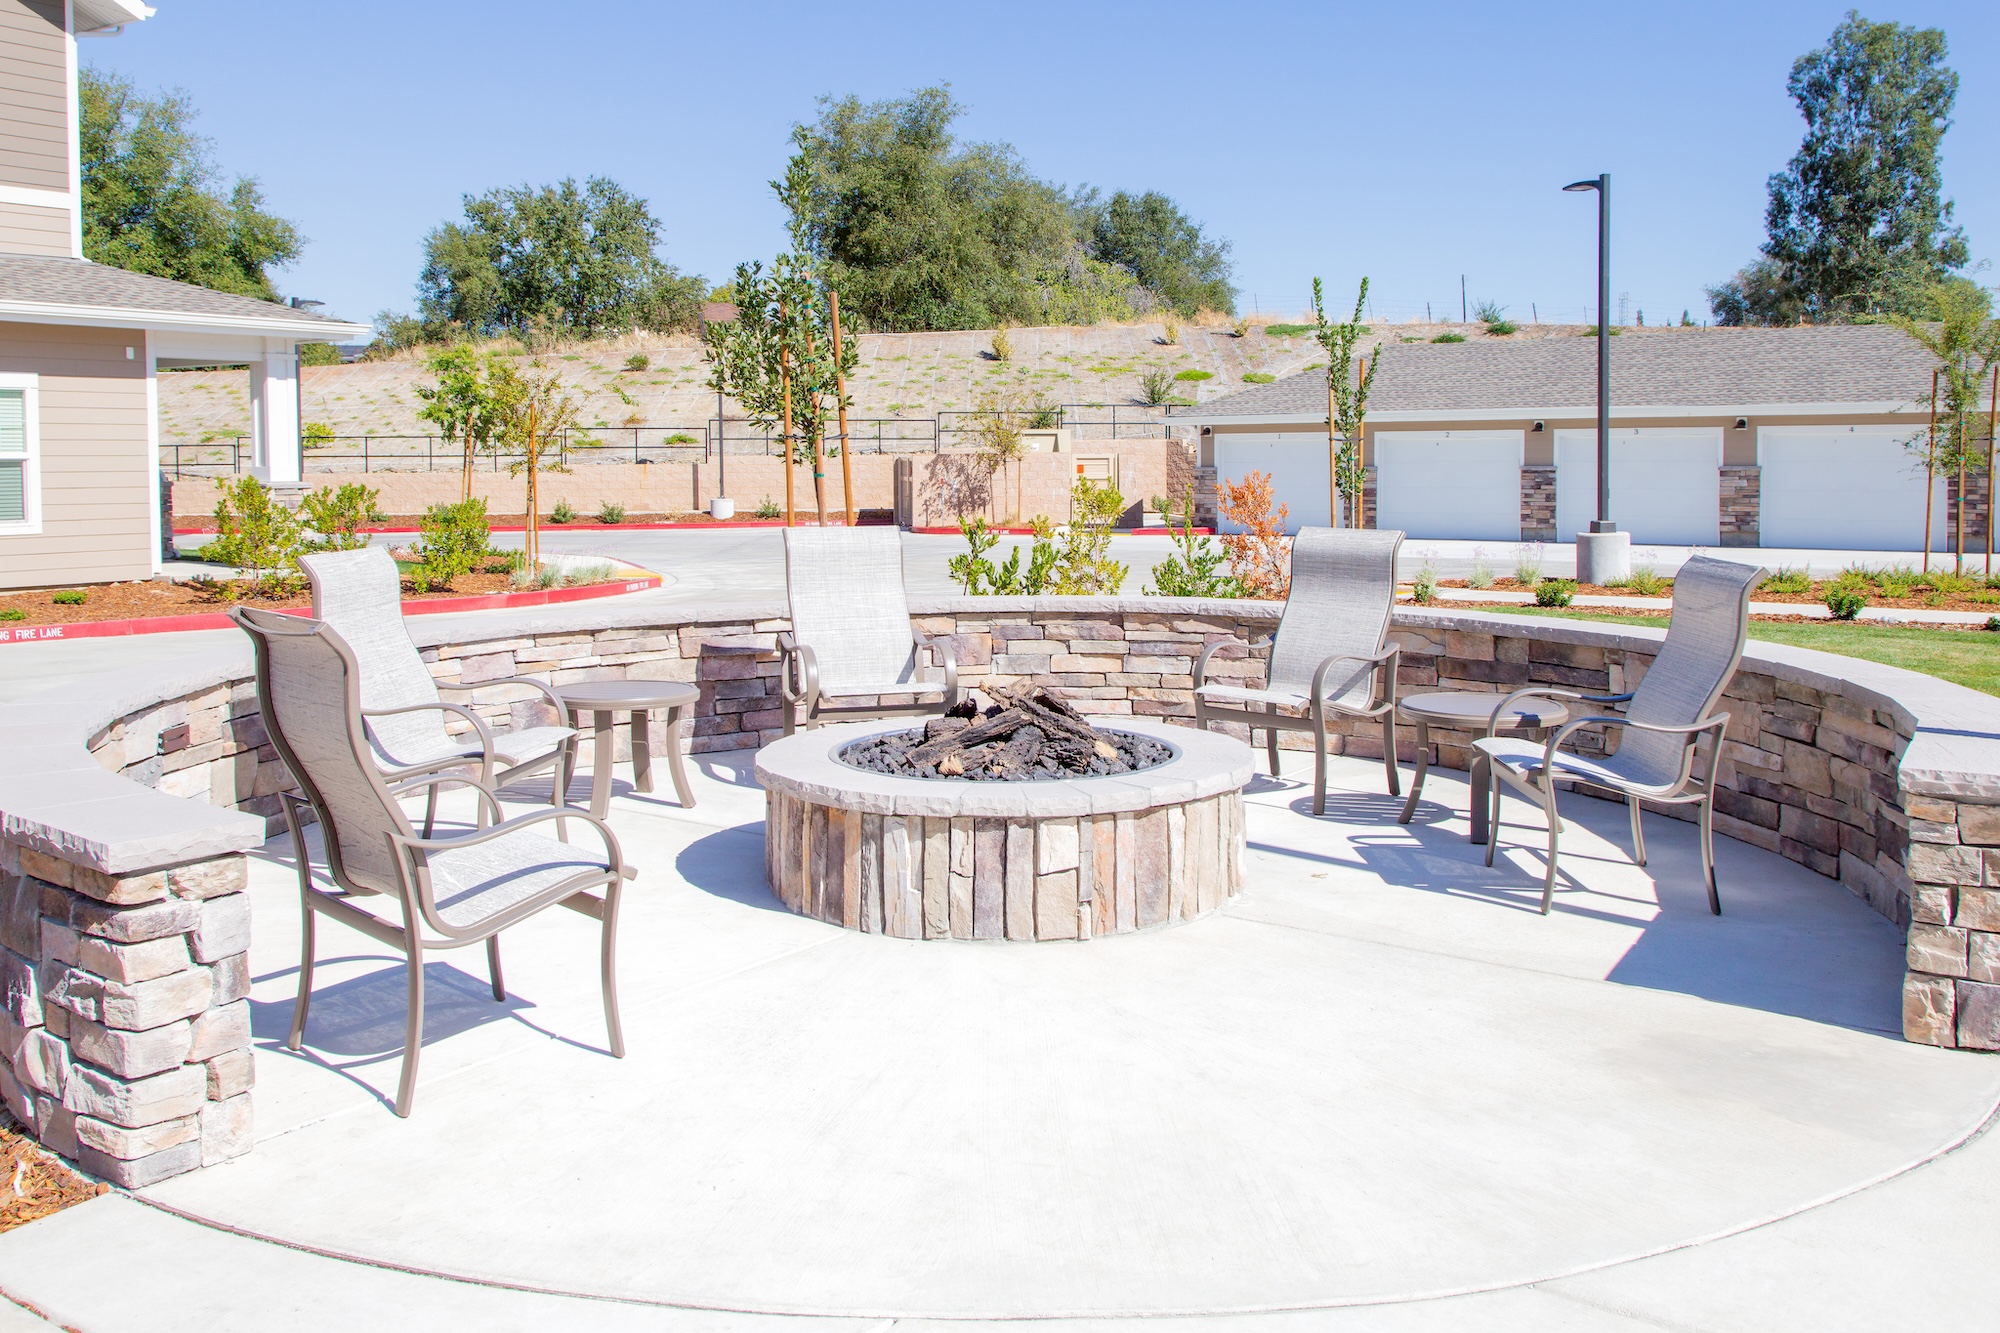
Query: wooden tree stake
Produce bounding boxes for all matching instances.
[805,324,827,526]
[780,315,795,528]
[832,290,856,527]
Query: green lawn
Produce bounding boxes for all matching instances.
[1475,606,2000,696]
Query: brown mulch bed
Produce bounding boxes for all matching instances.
[0,1113,107,1235]
[0,570,565,628]
[171,508,895,532]
[1436,576,2000,614]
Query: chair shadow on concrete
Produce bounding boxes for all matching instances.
[1260,784,1908,1037]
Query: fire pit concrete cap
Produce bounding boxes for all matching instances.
[756,717,1254,820]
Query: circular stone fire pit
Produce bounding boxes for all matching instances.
[756,717,1253,942]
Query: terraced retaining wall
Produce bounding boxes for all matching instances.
[73,599,2000,1071]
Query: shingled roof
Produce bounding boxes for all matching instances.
[0,254,370,338]
[1181,324,1937,421]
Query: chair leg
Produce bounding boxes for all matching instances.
[600,881,626,1059]
[287,904,316,1052]
[1699,798,1722,915]
[422,783,440,840]
[1380,714,1401,797]
[395,942,425,1118]
[1485,778,1502,868]
[1540,784,1563,915]
[1265,722,1280,778]
[1629,798,1648,866]
[486,934,505,1001]
[1312,731,1328,816]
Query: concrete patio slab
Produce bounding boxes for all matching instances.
[73,748,1994,1322]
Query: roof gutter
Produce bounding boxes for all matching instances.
[0,300,372,342]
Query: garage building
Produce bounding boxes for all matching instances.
[1180,325,1960,551]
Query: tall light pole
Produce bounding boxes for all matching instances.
[1563,173,1628,584]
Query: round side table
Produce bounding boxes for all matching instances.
[1395,691,1569,841]
[559,680,700,818]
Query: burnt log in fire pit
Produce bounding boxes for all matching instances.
[840,690,1172,781]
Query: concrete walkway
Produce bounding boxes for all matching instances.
[0,748,1993,1328]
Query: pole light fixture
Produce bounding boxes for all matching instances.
[1564,173,1613,534]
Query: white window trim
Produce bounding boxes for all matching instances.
[0,373,44,537]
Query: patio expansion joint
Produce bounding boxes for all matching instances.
[110,1093,2000,1324]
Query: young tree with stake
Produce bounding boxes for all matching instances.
[491,361,577,568]
[1313,277,1380,528]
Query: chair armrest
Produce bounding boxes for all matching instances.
[363,700,495,752]
[1194,634,1270,690]
[917,633,961,704]
[1485,688,1636,738]
[401,804,629,875]
[439,673,570,721]
[1308,645,1399,710]
[387,771,506,827]
[1539,712,1730,794]
[777,633,819,707]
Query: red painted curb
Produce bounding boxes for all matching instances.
[171,517,893,536]
[0,573,662,646]
[908,526,1214,536]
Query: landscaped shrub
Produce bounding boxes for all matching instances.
[1986,616,2000,632]
[755,496,781,519]
[624,353,650,372]
[1763,565,1811,595]
[596,501,627,524]
[299,482,382,552]
[1513,542,1544,585]
[1159,319,1180,345]
[1138,368,1176,406]
[302,420,336,448]
[1217,470,1292,600]
[206,476,306,593]
[1825,586,1868,620]
[990,328,1013,362]
[50,590,85,606]
[550,499,578,524]
[1027,399,1065,429]
[1535,578,1576,607]
[0,609,23,622]
[1262,323,1312,337]
[664,432,699,445]
[411,497,491,592]
[1467,547,1494,590]
[1611,566,1668,596]
[1174,369,1212,382]
[1146,489,1245,598]
[1231,317,1251,338]
[1411,554,1439,604]
[1243,372,1276,384]
[1431,332,1466,344]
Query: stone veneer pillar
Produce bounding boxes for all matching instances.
[1519,466,1556,541]
[0,840,253,1187]
[1899,796,2000,1048]
[1719,465,1760,548]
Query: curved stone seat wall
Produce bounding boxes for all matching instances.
[12,595,1997,1185]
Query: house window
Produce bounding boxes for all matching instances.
[0,377,39,534]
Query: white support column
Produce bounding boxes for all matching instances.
[248,342,301,486]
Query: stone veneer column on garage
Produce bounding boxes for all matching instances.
[1519,466,1557,541]
[1720,466,1761,547]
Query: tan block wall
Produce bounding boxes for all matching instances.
[0,323,153,589]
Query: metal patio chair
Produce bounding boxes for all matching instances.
[302,547,577,830]
[778,526,962,735]
[234,605,633,1118]
[1193,526,1407,815]
[1476,555,1765,915]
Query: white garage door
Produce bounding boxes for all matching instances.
[1213,432,1331,533]
[1374,430,1522,540]
[1759,425,1945,551]
[1556,428,1720,545]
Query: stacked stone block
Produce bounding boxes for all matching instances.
[1519,467,1557,541]
[1719,466,1760,547]
[1899,798,2000,1049]
[0,840,253,1187]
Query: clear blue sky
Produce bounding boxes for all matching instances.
[80,0,1998,331]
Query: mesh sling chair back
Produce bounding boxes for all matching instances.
[233,605,633,1117]
[1474,555,1766,915]
[1193,526,1407,814]
[778,526,961,735]
[302,547,577,827]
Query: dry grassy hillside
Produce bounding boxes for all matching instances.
[157,318,1604,445]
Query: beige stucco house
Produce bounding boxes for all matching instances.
[1183,325,1955,552]
[0,0,368,590]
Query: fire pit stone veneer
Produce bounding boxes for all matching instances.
[757,718,1253,941]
